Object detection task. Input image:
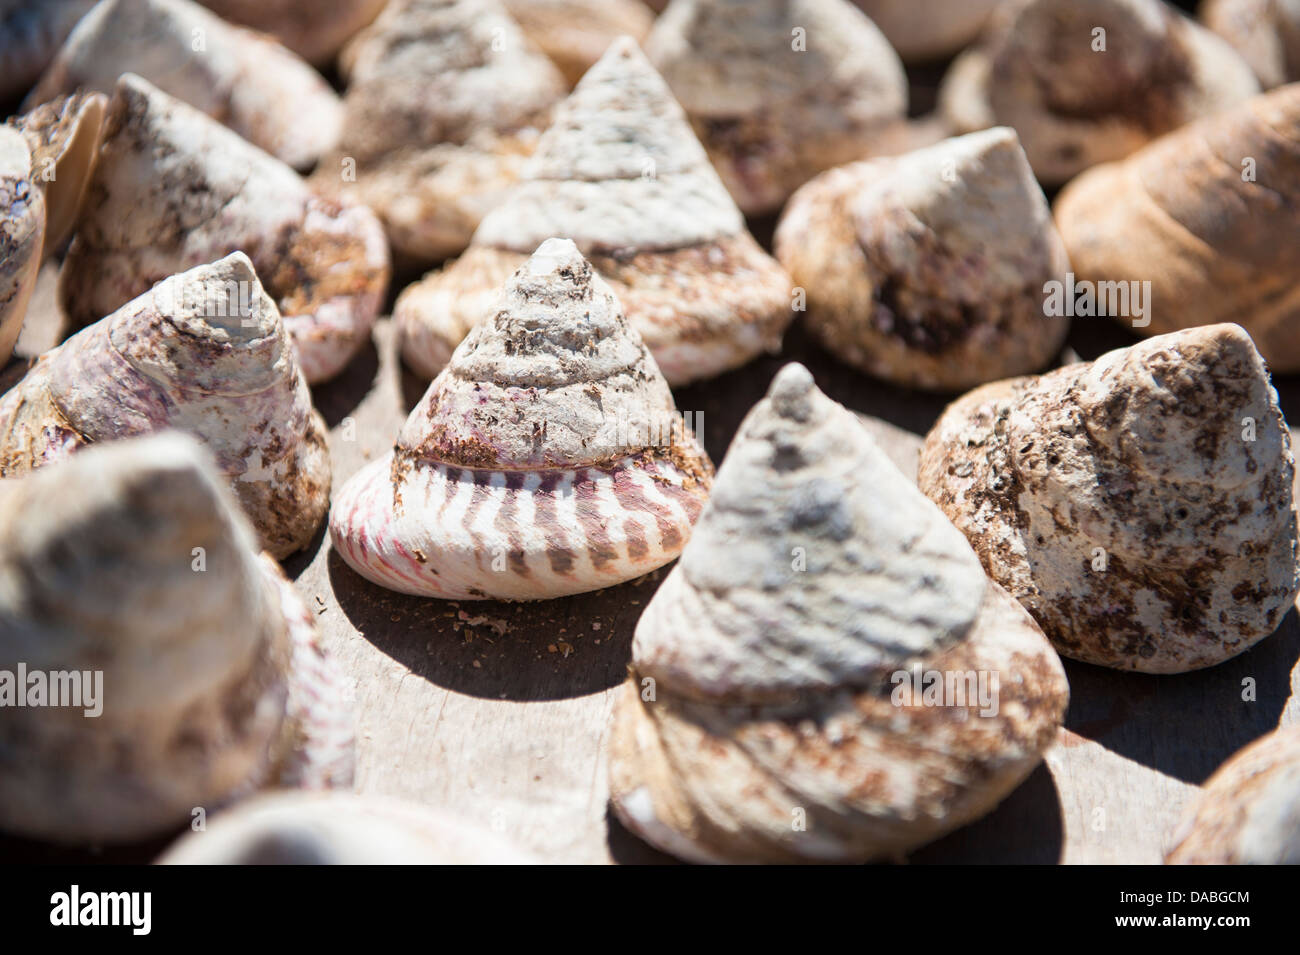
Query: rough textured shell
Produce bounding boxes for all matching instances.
[333,238,713,601]
[395,37,792,386]
[59,74,389,384]
[853,0,1001,61]
[316,0,565,262]
[159,791,537,863]
[198,0,388,64]
[0,253,331,559]
[1054,83,1300,372]
[775,127,1070,391]
[0,433,353,845]
[502,0,653,88]
[1202,0,1300,88]
[645,0,908,215]
[608,363,1069,863]
[919,324,1300,673]
[938,0,1259,184]
[1165,724,1300,864]
[0,126,43,367]
[27,0,342,171]
[0,0,96,101]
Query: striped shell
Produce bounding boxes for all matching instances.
[644,0,908,215]
[937,0,1259,185]
[0,433,353,845]
[0,252,331,560]
[27,0,342,171]
[316,0,565,262]
[919,324,1299,673]
[608,363,1069,863]
[59,74,390,384]
[394,37,792,387]
[332,237,713,600]
[1166,724,1300,864]
[0,126,43,366]
[1054,83,1300,372]
[159,791,537,864]
[775,127,1070,391]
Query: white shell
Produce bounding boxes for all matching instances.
[0,126,43,367]
[332,238,713,601]
[0,433,353,845]
[608,363,1069,863]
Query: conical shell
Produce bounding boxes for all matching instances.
[852,0,1001,62]
[1203,0,1300,88]
[0,253,331,559]
[608,363,1069,864]
[198,0,389,65]
[158,791,537,863]
[333,238,713,600]
[0,127,44,367]
[7,90,107,257]
[937,0,1260,185]
[644,0,908,216]
[59,74,390,384]
[1055,83,1300,371]
[502,0,653,87]
[27,0,342,171]
[775,127,1071,391]
[317,0,565,263]
[919,324,1299,673]
[0,0,96,101]
[394,37,793,387]
[1165,724,1300,864]
[0,433,354,845]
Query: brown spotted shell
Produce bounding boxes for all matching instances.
[59,74,390,384]
[0,252,331,560]
[332,237,713,601]
[919,323,1300,673]
[608,363,1069,863]
[0,433,353,845]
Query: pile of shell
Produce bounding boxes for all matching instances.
[1,0,1297,866]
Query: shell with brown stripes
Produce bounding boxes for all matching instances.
[330,237,713,600]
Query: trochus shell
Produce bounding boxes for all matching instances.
[332,237,713,601]
[0,433,353,845]
[775,127,1070,391]
[0,252,331,559]
[59,74,390,384]
[919,323,1300,673]
[608,363,1069,863]
[394,37,793,387]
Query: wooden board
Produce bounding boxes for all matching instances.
[4,256,1298,864]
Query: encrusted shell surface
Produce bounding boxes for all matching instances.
[502,0,653,88]
[0,0,96,101]
[775,127,1071,391]
[1203,0,1300,88]
[1054,83,1300,372]
[644,0,908,215]
[316,0,565,263]
[0,253,331,559]
[394,37,793,387]
[198,0,389,65]
[159,791,537,864]
[937,0,1260,185]
[853,0,1001,62]
[59,74,390,384]
[608,363,1069,863]
[0,126,43,367]
[0,433,354,845]
[919,324,1300,673]
[1165,724,1300,864]
[332,238,713,601]
[26,0,343,171]
[7,90,106,257]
